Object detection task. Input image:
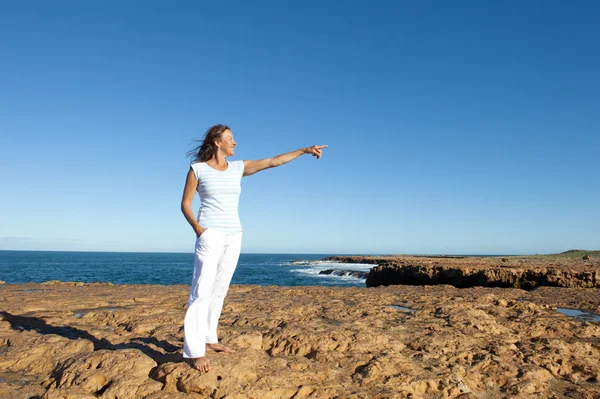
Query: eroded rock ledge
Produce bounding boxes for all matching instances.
[324,255,600,289]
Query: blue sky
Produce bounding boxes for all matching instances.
[0,1,598,254]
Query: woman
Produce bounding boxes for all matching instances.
[180,124,327,372]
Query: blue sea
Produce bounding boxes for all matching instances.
[0,251,374,287]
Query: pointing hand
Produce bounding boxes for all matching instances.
[304,145,328,159]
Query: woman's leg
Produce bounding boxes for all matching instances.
[183,230,226,360]
[206,232,243,346]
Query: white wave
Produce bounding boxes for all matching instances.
[289,260,339,266]
[290,268,323,276]
[291,268,367,281]
[289,261,374,281]
[287,258,376,283]
[289,261,375,270]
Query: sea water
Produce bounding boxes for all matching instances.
[0,251,373,287]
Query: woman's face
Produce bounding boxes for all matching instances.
[217,129,236,157]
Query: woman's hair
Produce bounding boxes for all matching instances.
[187,124,231,162]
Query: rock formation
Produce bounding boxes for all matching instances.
[1,282,599,398]
[318,269,369,279]
[324,255,600,289]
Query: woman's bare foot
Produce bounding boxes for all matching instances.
[206,343,235,353]
[187,356,210,372]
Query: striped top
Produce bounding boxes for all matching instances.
[191,160,244,233]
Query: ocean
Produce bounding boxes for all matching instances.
[0,251,374,287]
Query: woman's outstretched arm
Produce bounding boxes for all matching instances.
[243,145,327,177]
[181,168,205,237]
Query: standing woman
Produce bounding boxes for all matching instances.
[180,124,327,372]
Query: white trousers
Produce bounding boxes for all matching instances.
[183,229,242,358]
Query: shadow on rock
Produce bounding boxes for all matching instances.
[0,311,182,364]
[1,311,112,350]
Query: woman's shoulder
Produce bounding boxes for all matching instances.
[189,161,205,178]
[232,160,245,171]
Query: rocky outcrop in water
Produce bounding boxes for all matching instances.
[318,269,368,279]
[1,282,599,398]
[325,255,600,289]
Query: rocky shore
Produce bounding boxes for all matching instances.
[324,254,600,289]
[1,282,599,398]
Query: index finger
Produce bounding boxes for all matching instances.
[315,145,328,149]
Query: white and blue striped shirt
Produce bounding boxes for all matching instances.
[191,160,244,233]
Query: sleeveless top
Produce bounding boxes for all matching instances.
[190,160,244,233]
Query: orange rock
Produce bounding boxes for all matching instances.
[0,282,599,398]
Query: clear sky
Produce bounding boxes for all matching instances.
[1,1,598,255]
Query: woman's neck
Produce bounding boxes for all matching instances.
[214,153,227,165]
[207,154,228,170]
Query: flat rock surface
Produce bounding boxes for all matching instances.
[1,282,599,398]
[326,255,600,289]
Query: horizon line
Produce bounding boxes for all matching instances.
[0,248,583,257]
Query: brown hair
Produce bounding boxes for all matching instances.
[187,124,230,162]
